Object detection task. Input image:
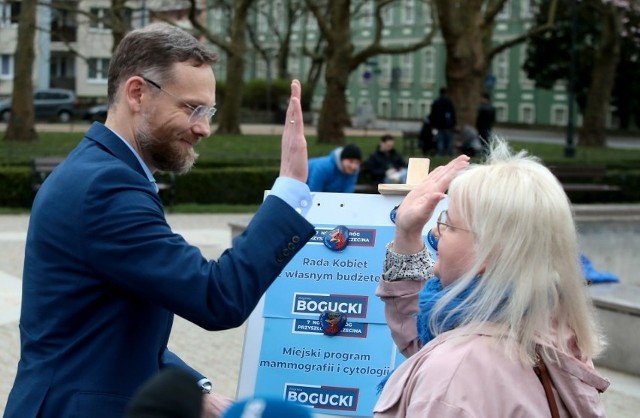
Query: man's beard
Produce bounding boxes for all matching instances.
[137,118,199,175]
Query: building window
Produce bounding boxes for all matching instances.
[89,8,111,30]
[423,47,435,83]
[402,0,415,25]
[0,54,13,79]
[88,58,110,81]
[497,2,511,20]
[519,104,535,124]
[521,0,535,18]
[50,55,75,78]
[382,3,393,25]
[494,51,509,86]
[551,105,567,126]
[378,98,390,119]
[495,103,508,122]
[400,54,413,85]
[361,1,373,27]
[518,45,534,88]
[379,55,391,84]
[0,1,20,27]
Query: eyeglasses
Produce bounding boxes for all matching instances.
[436,210,471,236]
[141,77,216,124]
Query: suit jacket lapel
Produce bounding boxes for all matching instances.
[85,122,148,178]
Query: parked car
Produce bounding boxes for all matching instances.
[0,88,80,123]
[82,103,108,123]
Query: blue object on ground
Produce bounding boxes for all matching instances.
[581,253,620,285]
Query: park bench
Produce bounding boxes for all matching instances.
[31,157,176,210]
[547,165,621,194]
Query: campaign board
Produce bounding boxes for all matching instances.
[237,192,445,417]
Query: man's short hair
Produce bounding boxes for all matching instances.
[107,23,218,105]
[380,134,394,142]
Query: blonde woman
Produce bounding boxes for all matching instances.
[374,139,609,417]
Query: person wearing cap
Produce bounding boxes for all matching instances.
[307,143,362,193]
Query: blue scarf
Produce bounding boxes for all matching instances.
[416,277,480,345]
[377,277,479,392]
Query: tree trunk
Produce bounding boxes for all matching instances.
[579,3,622,147]
[216,0,253,135]
[435,0,487,131]
[4,0,38,141]
[316,1,352,144]
[110,0,129,53]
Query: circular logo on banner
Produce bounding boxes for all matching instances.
[324,225,349,251]
[320,311,347,336]
[389,205,399,224]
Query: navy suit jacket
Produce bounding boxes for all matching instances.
[4,123,315,418]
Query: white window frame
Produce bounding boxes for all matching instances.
[497,1,511,20]
[495,103,508,122]
[521,0,534,18]
[423,47,435,83]
[361,1,373,27]
[519,103,535,124]
[402,0,415,25]
[0,1,19,28]
[382,3,393,25]
[379,55,391,84]
[551,104,568,126]
[0,54,14,79]
[494,50,509,87]
[87,58,110,82]
[400,54,413,85]
[89,7,110,31]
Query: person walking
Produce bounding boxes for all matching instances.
[4,23,315,418]
[429,87,457,156]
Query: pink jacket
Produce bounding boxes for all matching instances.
[374,280,610,418]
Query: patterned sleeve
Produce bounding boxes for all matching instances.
[382,242,435,281]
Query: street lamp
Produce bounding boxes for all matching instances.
[565,0,577,158]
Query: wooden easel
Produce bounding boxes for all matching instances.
[377,158,430,195]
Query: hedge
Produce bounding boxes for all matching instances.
[1,166,639,209]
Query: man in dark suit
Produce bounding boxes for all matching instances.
[4,23,315,418]
[429,87,457,156]
[476,91,496,156]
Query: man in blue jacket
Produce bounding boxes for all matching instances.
[4,23,315,418]
[307,143,362,193]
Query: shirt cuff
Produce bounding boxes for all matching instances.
[271,176,313,216]
[382,242,435,281]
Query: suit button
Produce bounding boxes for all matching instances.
[283,249,290,256]
[292,236,300,243]
[276,256,284,263]
[288,243,295,250]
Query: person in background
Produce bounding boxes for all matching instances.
[429,87,457,156]
[307,143,362,193]
[366,134,408,185]
[476,91,496,155]
[4,23,315,418]
[374,138,608,417]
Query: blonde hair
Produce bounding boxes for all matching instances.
[431,137,604,364]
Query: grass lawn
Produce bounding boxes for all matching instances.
[2,129,640,213]
[3,130,640,168]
